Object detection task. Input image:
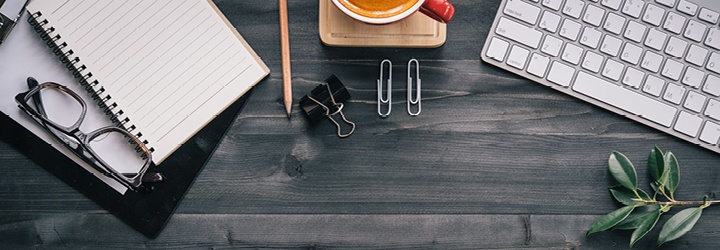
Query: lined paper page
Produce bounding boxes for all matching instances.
[26,0,270,164]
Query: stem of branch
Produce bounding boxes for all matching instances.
[644,200,718,206]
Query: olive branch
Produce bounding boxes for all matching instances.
[586,146,715,248]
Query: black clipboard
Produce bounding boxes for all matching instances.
[0,90,250,238]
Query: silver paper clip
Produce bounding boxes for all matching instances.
[407,59,421,116]
[377,59,392,117]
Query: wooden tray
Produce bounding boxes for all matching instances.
[319,0,447,48]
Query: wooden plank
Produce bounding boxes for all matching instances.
[2,213,720,248]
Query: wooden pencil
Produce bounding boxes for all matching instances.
[279,0,292,116]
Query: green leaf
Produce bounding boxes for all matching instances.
[614,205,661,230]
[629,207,661,248]
[610,186,651,206]
[637,189,651,201]
[587,205,635,236]
[609,151,638,191]
[658,207,704,246]
[647,146,665,182]
[664,152,680,197]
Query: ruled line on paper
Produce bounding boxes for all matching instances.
[70,2,110,37]
[56,0,86,23]
[136,31,229,121]
[155,61,253,142]
[80,1,150,51]
[117,15,215,102]
[51,0,71,15]
[76,1,130,43]
[98,1,200,90]
[65,0,98,34]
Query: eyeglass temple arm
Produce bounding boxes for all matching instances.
[26,77,48,117]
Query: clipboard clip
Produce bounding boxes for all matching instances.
[0,0,30,46]
[299,74,355,138]
[377,59,392,117]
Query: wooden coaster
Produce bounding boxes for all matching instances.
[319,0,447,48]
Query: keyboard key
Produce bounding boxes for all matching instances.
[621,43,643,65]
[542,0,564,11]
[602,59,624,81]
[644,28,668,51]
[622,0,645,19]
[495,17,543,49]
[562,0,585,19]
[582,51,604,73]
[663,83,685,104]
[539,11,562,33]
[504,0,541,25]
[682,67,704,88]
[656,0,677,8]
[643,4,666,26]
[623,67,645,88]
[573,72,677,127]
[560,19,582,41]
[707,52,720,74]
[663,12,686,34]
[624,21,647,43]
[699,8,719,24]
[507,45,530,69]
[677,0,698,16]
[662,58,684,81]
[548,61,576,86]
[683,91,706,112]
[685,44,709,67]
[703,75,720,96]
[602,0,623,10]
[706,28,720,50]
[580,27,602,49]
[604,13,626,35]
[541,35,563,57]
[486,37,510,61]
[706,99,720,119]
[684,20,707,43]
[641,51,663,72]
[562,43,583,65]
[583,5,605,27]
[700,121,720,144]
[600,35,622,57]
[527,53,550,77]
[675,111,702,137]
[665,36,688,58]
[643,75,666,97]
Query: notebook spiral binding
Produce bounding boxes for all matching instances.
[27,11,154,153]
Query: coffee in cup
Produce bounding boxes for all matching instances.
[335,0,421,19]
[331,0,454,25]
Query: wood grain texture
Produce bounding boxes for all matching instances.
[2,0,720,248]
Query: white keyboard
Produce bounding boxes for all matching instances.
[482,0,720,154]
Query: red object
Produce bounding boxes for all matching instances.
[419,0,455,23]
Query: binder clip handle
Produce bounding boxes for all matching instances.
[299,75,355,138]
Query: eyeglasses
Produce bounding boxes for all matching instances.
[15,77,163,191]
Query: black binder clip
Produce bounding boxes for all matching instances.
[299,74,355,138]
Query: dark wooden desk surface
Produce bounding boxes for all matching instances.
[2,0,720,249]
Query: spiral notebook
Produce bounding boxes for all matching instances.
[26,0,270,165]
[0,0,268,237]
